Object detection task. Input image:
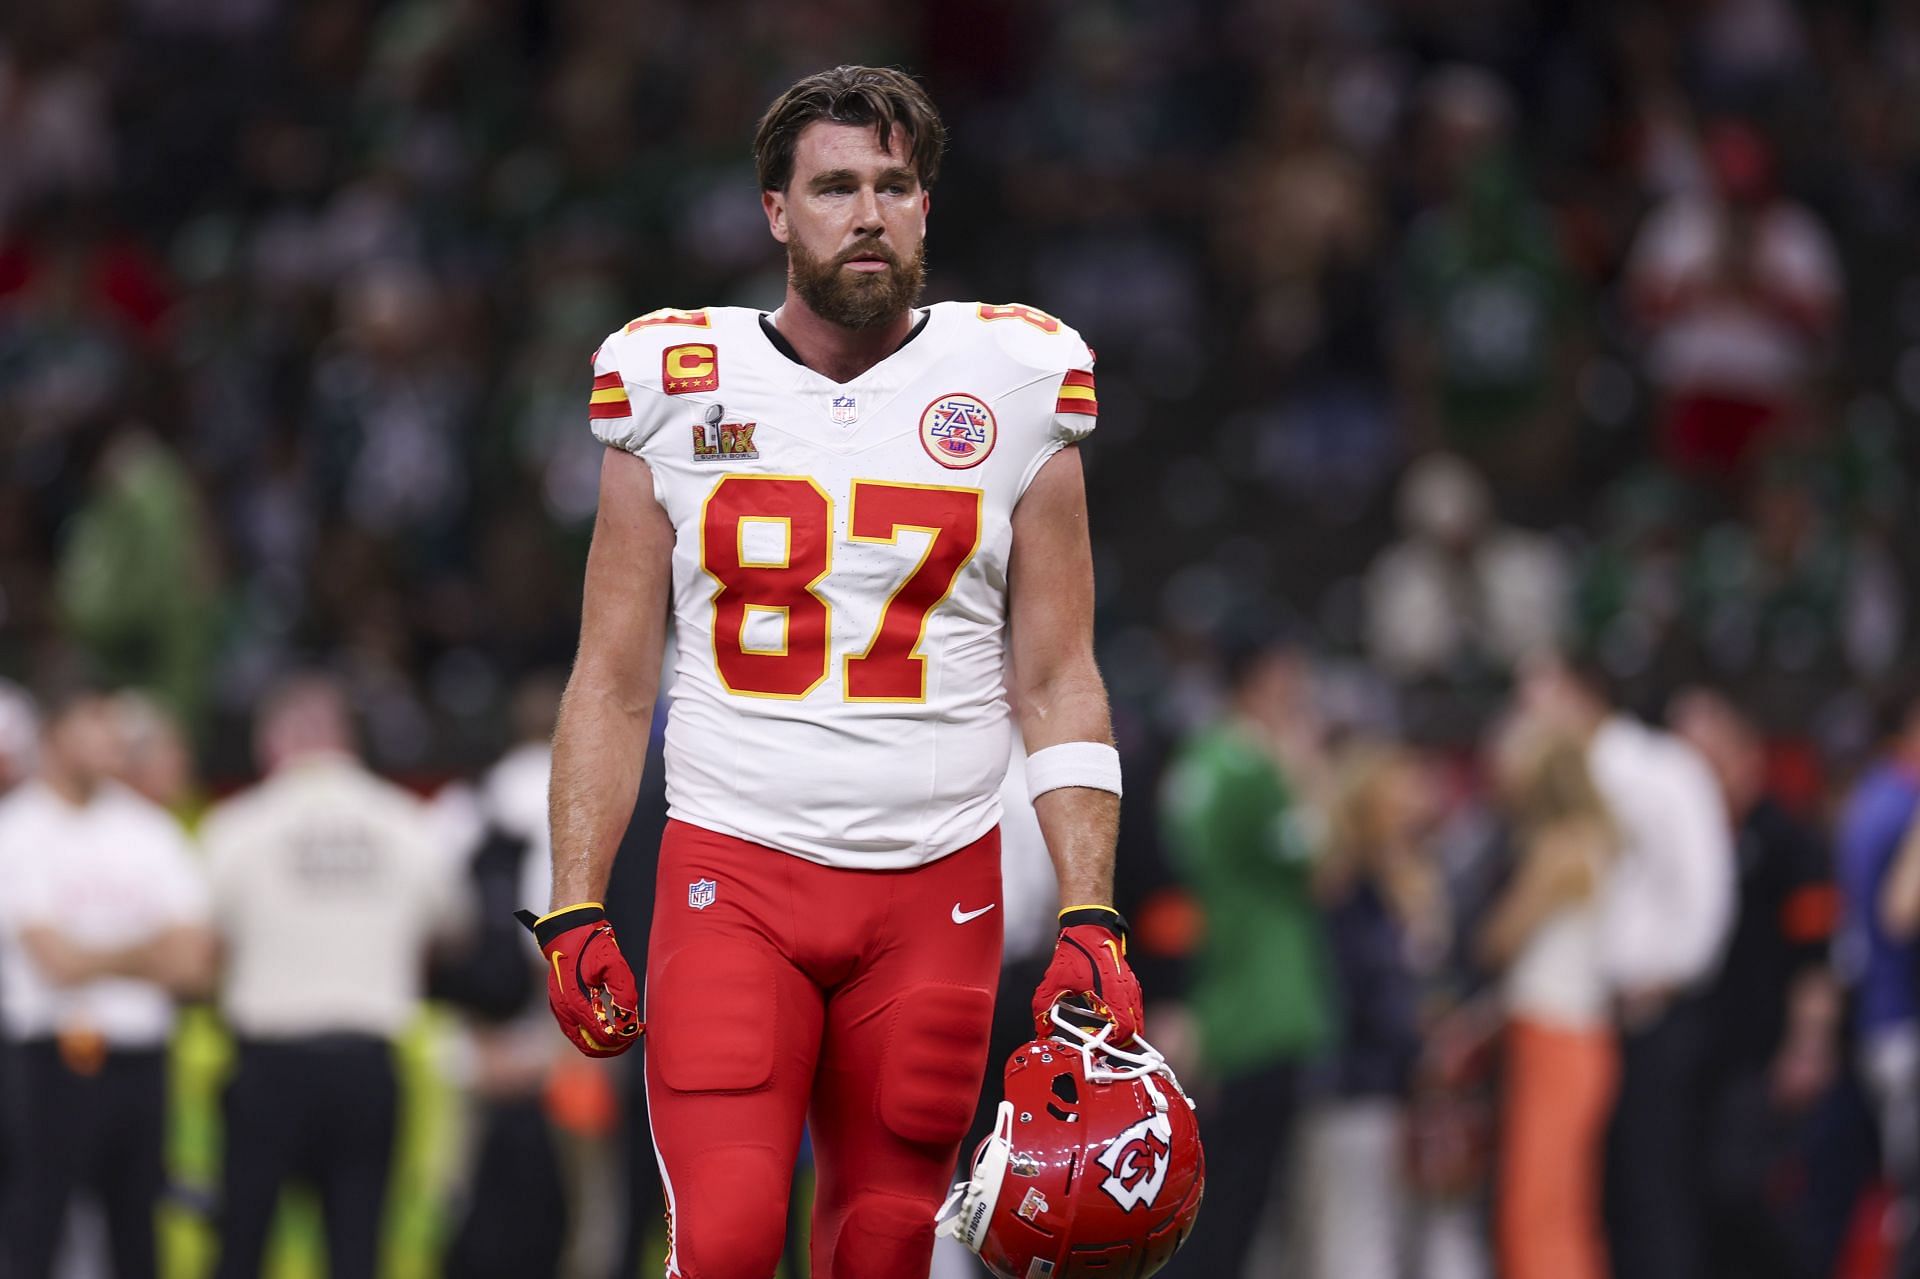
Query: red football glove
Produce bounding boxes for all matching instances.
[1032,906,1144,1044]
[515,903,642,1058]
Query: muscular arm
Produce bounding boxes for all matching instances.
[1007,446,1117,910]
[548,448,675,908]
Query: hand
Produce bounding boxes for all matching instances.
[1032,906,1144,1043]
[515,904,642,1058]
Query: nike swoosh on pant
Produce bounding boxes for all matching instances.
[951,903,997,924]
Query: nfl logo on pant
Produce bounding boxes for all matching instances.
[687,878,717,910]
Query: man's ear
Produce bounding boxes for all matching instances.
[764,189,789,244]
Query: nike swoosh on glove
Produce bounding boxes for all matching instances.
[515,903,642,1058]
[1032,906,1145,1044]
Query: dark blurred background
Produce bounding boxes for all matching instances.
[7,0,1920,1277]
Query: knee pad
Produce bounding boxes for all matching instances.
[877,984,994,1147]
[674,1145,788,1279]
[651,940,778,1094]
[827,1190,936,1279]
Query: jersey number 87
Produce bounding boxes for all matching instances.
[699,474,983,703]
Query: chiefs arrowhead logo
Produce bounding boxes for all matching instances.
[1094,1112,1173,1211]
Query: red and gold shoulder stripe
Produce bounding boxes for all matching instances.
[1055,368,1097,417]
[589,370,631,420]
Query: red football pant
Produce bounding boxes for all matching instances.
[643,819,1003,1279]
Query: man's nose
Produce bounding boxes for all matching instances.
[852,185,883,236]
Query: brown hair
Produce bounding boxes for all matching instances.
[1493,718,1614,846]
[754,65,946,193]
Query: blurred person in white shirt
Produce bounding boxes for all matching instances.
[0,680,214,1279]
[0,678,29,1234]
[200,674,463,1279]
[0,679,36,796]
[1519,654,1734,1279]
[1626,118,1841,477]
[440,672,592,1279]
[107,689,195,813]
[1364,453,1567,683]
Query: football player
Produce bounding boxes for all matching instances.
[524,65,1144,1279]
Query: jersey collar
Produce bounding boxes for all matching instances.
[756,307,932,381]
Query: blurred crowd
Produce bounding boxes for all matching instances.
[10,0,1920,1276]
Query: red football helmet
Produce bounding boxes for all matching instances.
[938,1007,1204,1279]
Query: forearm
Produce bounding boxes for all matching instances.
[1017,666,1118,909]
[548,678,652,908]
[23,924,215,994]
[1034,785,1120,910]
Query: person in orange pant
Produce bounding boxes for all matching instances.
[1481,722,1618,1279]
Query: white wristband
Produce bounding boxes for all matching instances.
[1026,741,1122,801]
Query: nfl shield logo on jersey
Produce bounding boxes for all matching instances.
[831,394,858,425]
[688,878,717,910]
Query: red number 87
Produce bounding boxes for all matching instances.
[699,475,983,702]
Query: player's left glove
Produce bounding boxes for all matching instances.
[514,903,642,1058]
[1031,905,1144,1044]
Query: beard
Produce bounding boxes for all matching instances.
[788,236,927,330]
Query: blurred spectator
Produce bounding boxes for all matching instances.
[1520,653,1734,1279]
[307,263,476,562]
[0,678,36,794]
[199,674,463,1279]
[108,688,195,813]
[1625,118,1841,478]
[1398,128,1578,497]
[1301,741,1448,1279]
[1670,686,1837,1279]
[1479,720,1616,1279]
[1219,71,1396,514]
[54,429,220,731]
[1363,453,1568,683]
[437,674,566,1279]
[0,681,213,1279]
[1835,684,1920,1279]
[1157,635,1332,1279]
[1687,456,1868,694]
[0,41,114,232]
[0,680,30,1231]
[438,670,650,1279]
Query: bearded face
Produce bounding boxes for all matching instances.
[787,236,927,331]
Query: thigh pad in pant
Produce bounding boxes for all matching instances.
[651,940,779,1094]
[877,983,995,1147]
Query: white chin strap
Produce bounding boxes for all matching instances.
[1051,1006,1161,1084]
[936,1100,1014,1250]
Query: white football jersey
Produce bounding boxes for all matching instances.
[588,301,1097,868]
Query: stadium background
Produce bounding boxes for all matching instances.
[3,0,1919,1276]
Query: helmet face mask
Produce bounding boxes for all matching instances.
[944,1099,1017,1252]
[937,1009,1205,1279]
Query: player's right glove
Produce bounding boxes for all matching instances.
[1032,905,1145,1045]
[514,903,642,1058]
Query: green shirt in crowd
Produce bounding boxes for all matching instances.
[1160,722,1333,1080]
